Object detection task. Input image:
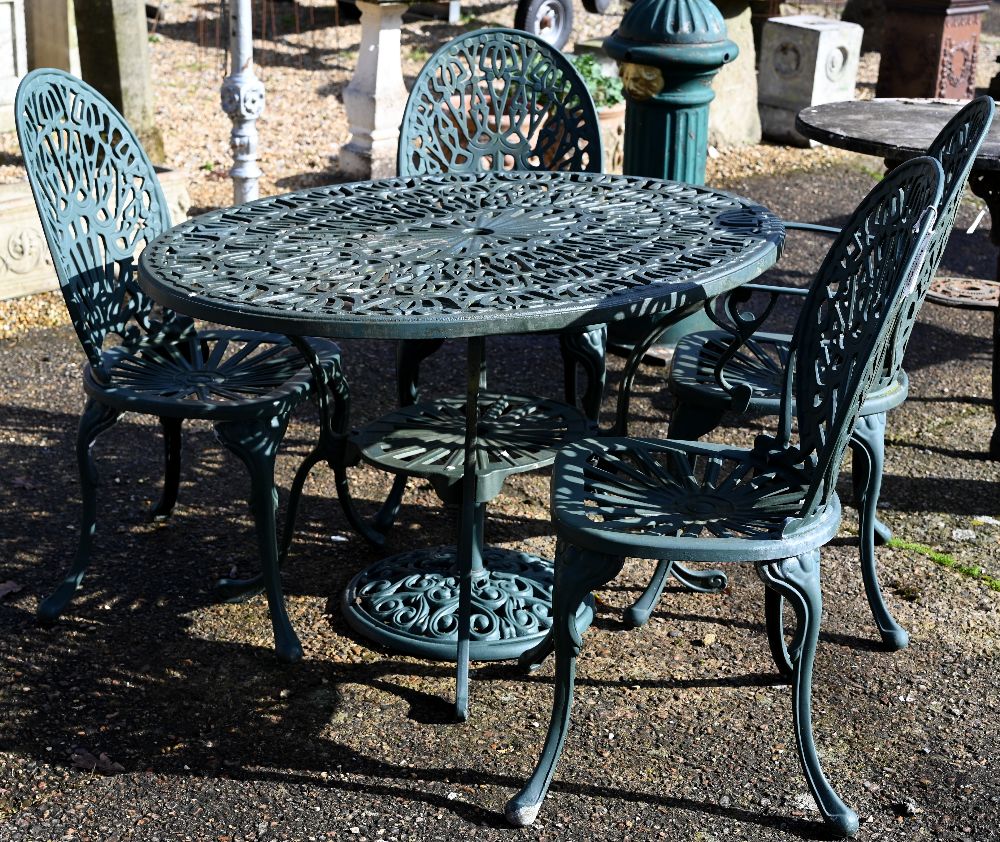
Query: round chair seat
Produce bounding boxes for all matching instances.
[669,329,908,416]
[83,329,341,422]
[354,391,590,503]
[551,436,841,562]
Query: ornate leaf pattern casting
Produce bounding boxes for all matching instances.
[15,70,175,368]
[139,172,784,339]
[350,547,557,645]
[398,29,601,177]
[881,97,995,383]
[567,440,807,542]
[787,158,942,513]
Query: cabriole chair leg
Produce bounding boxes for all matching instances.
[757,552,859,837]
[215,415,303,664]
[38,398,121,623]
[150,417,183,521]
[505,543,624,826]
[850,412,909,650]
[559,324,607,423]
[624,558,728,628]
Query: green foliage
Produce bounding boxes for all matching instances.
[408,46,431,64]
[568,53,623,109]
[888,537,1000,591]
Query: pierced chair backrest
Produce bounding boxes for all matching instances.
[778,157,944,517]
[15,69,175,371]
[398,28,603,177]
[878,95,995,386]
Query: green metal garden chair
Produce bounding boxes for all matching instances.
[15,69,374,663]
[372,27,605,530]
[635,96,994,646]
[505,155,945,836]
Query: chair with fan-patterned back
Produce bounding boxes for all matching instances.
[653,96,994,648]
[373,28,606,532]
[504,155,945,835]
[15,68,376,663]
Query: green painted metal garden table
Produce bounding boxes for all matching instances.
[137,170,784,716]
[796,98,1000,457]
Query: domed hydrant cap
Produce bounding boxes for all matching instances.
[604,0,738,70]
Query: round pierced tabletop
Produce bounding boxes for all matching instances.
[796,98,1000,170]
[138,171,783,340]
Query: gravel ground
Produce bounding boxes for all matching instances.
[2,3,1000,841]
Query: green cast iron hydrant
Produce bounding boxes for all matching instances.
[604,0,738,356]
[605,0,738,183]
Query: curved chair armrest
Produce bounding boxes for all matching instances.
[784,220,840,235]
[701,285,786,412]
[741,282,809,298]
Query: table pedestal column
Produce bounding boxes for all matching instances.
[342,337,593,720]
[966,172,1000,458]
[887,158,1000,459]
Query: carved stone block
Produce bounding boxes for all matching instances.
[0,168,190,301]
[758,14,863,147]
[876,0,987,99]
[339,0,409,180]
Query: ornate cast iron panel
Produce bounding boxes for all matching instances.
[138,172,784,340]
[15,69,177,371]
[789,159,942,515]
[342,546,593,661]
[354,392,590,501]
[398,28,602,178]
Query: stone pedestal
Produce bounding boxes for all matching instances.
[340,0,409,180]
[24,0,80,75]
[709,0,761,148]
[0,0,27,133]
[73,0,164,161]
[759,15,863,147]
[0,169,189,301]
[877,0,987,99]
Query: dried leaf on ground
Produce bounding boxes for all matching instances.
[0,581,22,599]
[71,746,125,775]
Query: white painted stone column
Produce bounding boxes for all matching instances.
[221,0,265,203]
[340,0,409,180]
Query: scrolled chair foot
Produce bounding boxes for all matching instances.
[503,797,542,827]
[826,806,861,838]
[879,625,909,651]
[212,573,265,604]
[873,517,892,545]
[274,633,304,665]
[37,582,80,624]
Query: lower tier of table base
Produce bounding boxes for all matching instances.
[342,545,594,661]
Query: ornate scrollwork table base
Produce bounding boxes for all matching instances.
[342,545,593,661]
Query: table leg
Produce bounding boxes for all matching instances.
[967,172,1000,459]
[612,301,701,435]
[455,336,486,721]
